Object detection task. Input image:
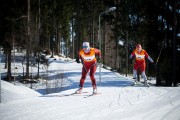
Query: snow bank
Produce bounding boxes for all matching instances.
[1,53,180,120]
[1,80,41,103]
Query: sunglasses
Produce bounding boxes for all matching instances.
[83,46,89,48]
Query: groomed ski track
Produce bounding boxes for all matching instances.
[1,57,180,120]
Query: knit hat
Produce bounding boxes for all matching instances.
[136,44,142,52]
[136,44,142,48]
[82,42,90,53]
[83,42,90,48]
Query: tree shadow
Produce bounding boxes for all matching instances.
[36,71,133,95]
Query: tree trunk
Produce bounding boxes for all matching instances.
[6,48,12,81]
[4,52,8,69]
[26,0,30,77]
[172,0,177,86]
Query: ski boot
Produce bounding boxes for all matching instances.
[75,87,82,94]
[133,80,138,85]
[93,88,97,94]
[144,80,149,87]
[132,77,138,85]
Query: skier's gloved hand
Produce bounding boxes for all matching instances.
[97,57,101,63]
[76,57,80,63]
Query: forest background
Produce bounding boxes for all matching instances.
[0,0,179,86]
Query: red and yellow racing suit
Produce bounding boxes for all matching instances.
[78,48,101,88]
[130,49,154,80]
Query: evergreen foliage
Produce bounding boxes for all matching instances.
[0,0,179,86]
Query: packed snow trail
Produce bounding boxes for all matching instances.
[1,87,180,120]
[1,57,180,120]
[46,58,134,92]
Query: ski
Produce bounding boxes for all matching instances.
[131,81,143,86]
[131,81,150,87]
[58,92,88,97]
[84,93,101,98]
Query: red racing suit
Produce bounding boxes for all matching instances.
[78,48,101,88]
[130,49,154,72]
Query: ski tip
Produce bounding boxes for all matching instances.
[83,93,102,98]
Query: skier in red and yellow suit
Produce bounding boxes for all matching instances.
[76,42,101,94]
[129,44,154,84]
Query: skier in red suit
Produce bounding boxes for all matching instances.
[76,42,101,94]
[129,44,154,85]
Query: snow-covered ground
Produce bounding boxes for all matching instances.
[0,52,180,120]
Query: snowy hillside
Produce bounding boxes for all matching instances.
[1,80,41,103]
[0,55,180,120]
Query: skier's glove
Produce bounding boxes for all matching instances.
[76,58,80,63]
[97,57,101,63]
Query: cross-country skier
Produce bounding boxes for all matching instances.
[76,42,101,94]
[129,44,154,85]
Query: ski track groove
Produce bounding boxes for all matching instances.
[141,87,180,120]
[149,88,175,100]
[143,107,161,120]
[122,89,133,106]
[118,93,121,106]
[160,103,180,120]
[168,95,174,107]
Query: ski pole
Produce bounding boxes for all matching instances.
[99,61,101,86]
[156,41,164,66]
[155,40,164,85]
